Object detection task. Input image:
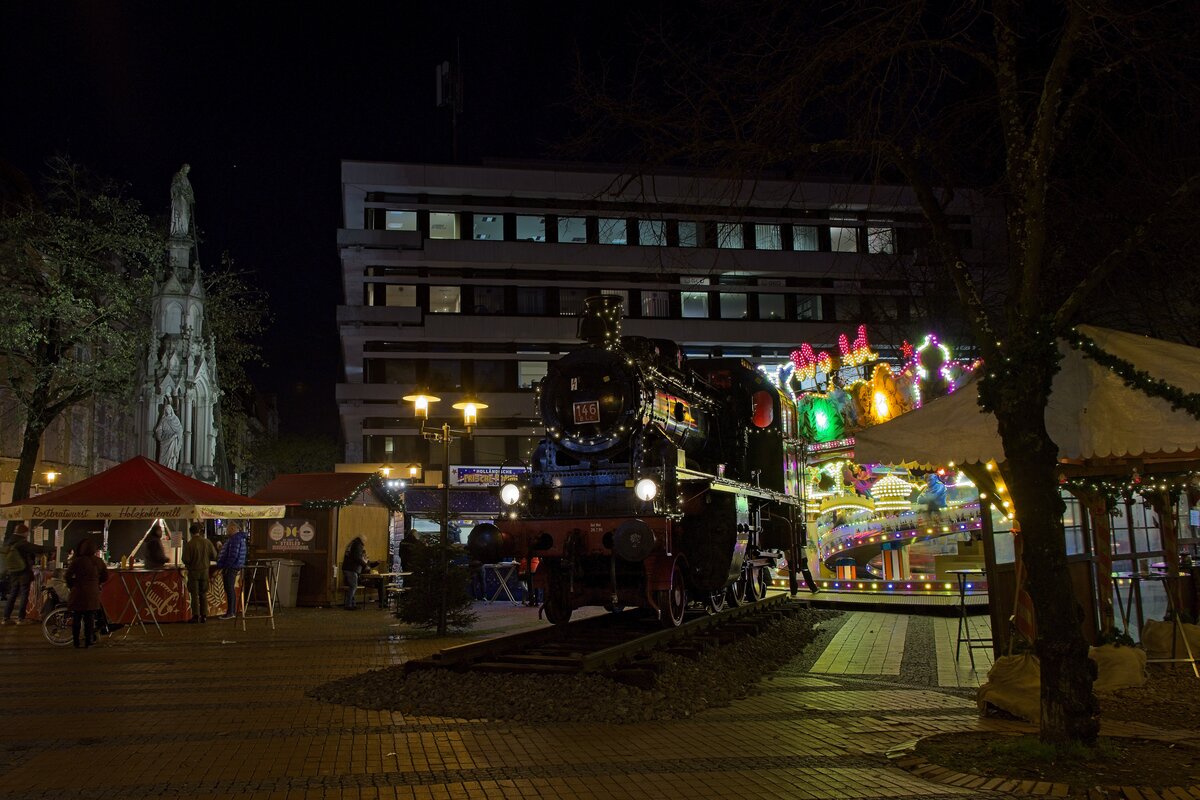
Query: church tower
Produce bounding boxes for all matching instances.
[136,164,222,481]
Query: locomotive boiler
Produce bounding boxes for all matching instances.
[468,294,804,626]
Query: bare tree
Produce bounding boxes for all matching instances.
[574,0,1200,744]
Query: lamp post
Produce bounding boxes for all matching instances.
[401,390,487,635]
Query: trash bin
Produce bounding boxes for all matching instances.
[275,559,304,608]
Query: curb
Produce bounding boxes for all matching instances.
[885,738,1200,799]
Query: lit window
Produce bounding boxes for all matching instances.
[792,225,818,251]
[429,286,461,313]
[677,221,699,247]
[385,211,417,231]
[638,220,666,246]
[759,294,785,320]
[517,361,548,388]
[867,227,895,254]
[516,215,545,242]
[385,285,417,307]
[474,214,503,240]
[681,278,710,318]
[429,212,459,239]
[717,223,743,249]
[830,227,859,252]
[720,293,748,319]
[755,224,782,250]
[598,218,627,244]
[558,217,587,243]
[641,290,670,318]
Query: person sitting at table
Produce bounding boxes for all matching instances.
[340,536,374,610]
[182,523,217,623]
[65,538,108,648]
[143,528,170,569]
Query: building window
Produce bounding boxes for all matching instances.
[720,293,748,319]
[677,221,699,247]
[518,361,548,388]
[558,217,587,243]
[474,360,507,392]
[796,295,823,321]
[429,212,459,239]
[429,286,461,313]
[427,360,462,391]
[793,225,819,251]
[755,224,782,250]
[830,227,859,252]
[717,223,744,249]
[867,226,896,254]
[473,214,503,240]
[559,288,587,316]
[598,218,627,244]
[759,294,785,320]
[641,290,670,318]
[638,220,666,246]
[835,296,860,321]
[385,210,417,231]
[473,436,507,465]
[681,294,709,318]
[473,286,505,314]
[384,284,417,307]
[601,289,630,314]
[516,215,546,242]
[517,287,546,315]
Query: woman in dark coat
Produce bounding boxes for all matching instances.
[66,538,108,648]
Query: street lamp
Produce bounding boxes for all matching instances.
[402,390,487,635]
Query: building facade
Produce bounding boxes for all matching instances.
[337,160,1003,479]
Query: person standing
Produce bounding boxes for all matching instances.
[143,528,170,569]
[1,524,52,625]
[216,522,248,620]
[65,538,108,648]
[181,523,217,623]
[341,537,369,610]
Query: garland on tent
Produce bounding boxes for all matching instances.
[1069,328,1200,421]
[300,473,405,511]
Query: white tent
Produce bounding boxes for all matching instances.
[853,325,1200,467]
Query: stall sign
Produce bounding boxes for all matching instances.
[449,466,529,487]
[266,518,317,552]
[171,531,184,549]
[33,527,46,545]
[54,528,63,547]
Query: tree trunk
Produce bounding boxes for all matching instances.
[10,414,49,505]
[993,374,1099,744]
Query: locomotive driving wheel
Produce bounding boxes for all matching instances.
[726,575,748,606]
[746,563,768,601]
[655,563,687,628]
[705,590,726,615]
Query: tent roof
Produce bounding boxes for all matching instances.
[853,325,1200,468]
[254,472,399,509]
[0,456,284,521]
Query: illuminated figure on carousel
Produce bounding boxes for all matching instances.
[915,472,947,512]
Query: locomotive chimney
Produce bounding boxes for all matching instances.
[577,294,623,348]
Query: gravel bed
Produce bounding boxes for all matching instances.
[309,607,841,725]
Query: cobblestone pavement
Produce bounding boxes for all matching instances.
[0,602,1064,799]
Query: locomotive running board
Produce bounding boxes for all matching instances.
[676,468,800,505]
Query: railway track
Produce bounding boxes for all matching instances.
[404,592,806,677]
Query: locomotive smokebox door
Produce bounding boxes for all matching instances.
[467,522,513,564]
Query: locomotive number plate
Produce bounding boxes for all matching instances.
[573,400,600,424]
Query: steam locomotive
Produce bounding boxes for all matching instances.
[468,295,806,626]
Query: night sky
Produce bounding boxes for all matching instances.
[0,4,629,437]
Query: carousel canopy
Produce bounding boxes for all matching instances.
[0,455,285,521]
[853,325,1200,468]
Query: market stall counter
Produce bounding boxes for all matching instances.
[99,566,239,628]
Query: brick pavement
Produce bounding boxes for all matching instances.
[0,602,1164,800]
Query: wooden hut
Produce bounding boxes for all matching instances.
[251,473,402,606]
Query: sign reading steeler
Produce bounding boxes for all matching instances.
[267,518,317,552]
[573,400,600,424]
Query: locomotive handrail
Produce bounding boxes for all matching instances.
[676,468,802,505]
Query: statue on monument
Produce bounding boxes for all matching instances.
[169,163,195,239]
[155,403,184,470]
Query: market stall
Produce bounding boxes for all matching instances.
[1,456,284,624]
[251,471,402,606]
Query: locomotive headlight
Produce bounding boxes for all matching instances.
[500,483,521,506]
[634,478,658,502]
